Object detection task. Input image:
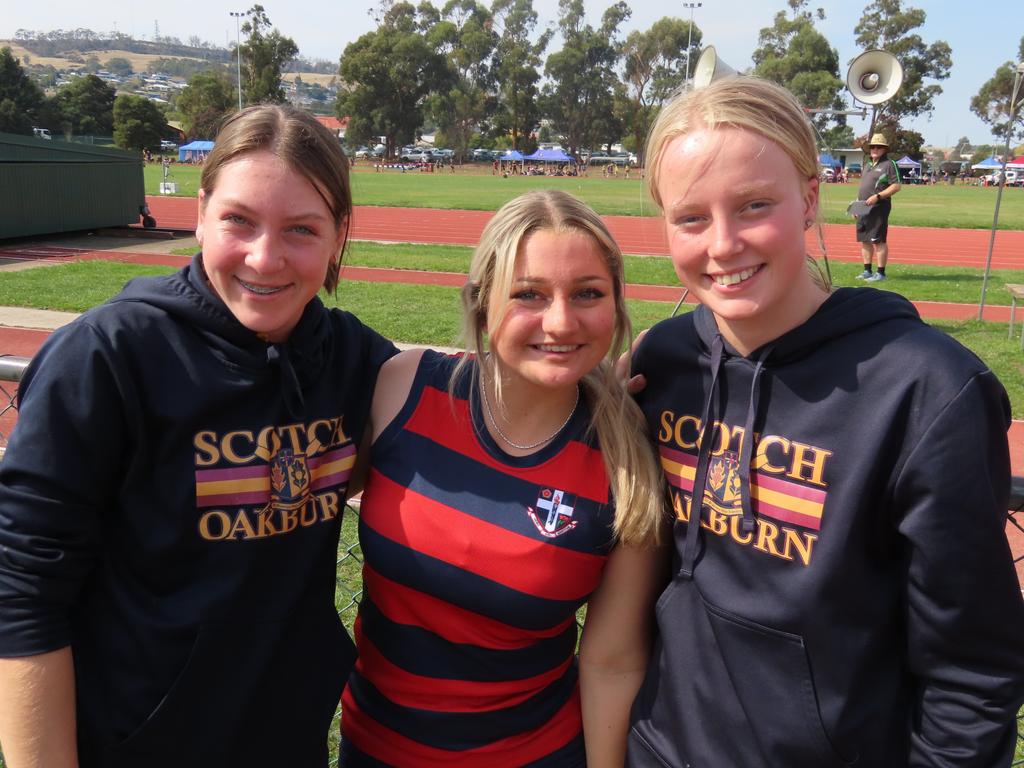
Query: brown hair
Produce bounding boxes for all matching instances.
[456,190,666,546]
[200,104,351,292]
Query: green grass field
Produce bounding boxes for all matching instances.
[168,239,1024,308]
[2,259,1024,418]
[145,163,1024,230]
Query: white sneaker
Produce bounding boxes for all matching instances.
[855,269,872,280]
[866,272,887,282]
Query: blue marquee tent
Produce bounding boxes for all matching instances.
[818,152,840,167]
[524,148,573,163]
[179,140,214,163]
[501,150,525,161]
[971,156,1003,170]
[895,155,921,169]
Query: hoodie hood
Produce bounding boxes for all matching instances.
[680,287,921,575]
[112,253,331,419]
[691,286,921,363]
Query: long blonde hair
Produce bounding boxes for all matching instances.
[645,76,830,291]
[455,190,665,546]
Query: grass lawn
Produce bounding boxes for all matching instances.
[169,240,1024,308]
[2,260,1024,418]
[144,163,1024,230]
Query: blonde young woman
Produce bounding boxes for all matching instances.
[625,76,1024,767]
[340,190,667,767]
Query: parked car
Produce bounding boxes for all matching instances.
[400,148,433,162]
[846,163,862,175]
[32,127,52,140]
[160,140,178,151]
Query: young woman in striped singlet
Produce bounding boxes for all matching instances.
[340,190,668,767]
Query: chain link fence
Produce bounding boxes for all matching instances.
[0,359,1021,765]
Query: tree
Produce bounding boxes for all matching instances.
[753,1,845,137]
[337,2,453,158]
[864,115,923,159]
[105,57,133,77]
[618,17,692,165]
[543,0,629,157]
[422,0,499,162]
[970,36,1024,144]
[490,0,551,151]
[854,0,952,124]
[0,46,45,134]
[178,72,235,139]
[239,5,299,104]
[55,74,115,136]
[113,94,166,150]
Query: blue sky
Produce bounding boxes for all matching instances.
[4,1,1021,148]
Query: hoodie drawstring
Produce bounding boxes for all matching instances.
[679,337,772,578]
[266,345,305,421]
[738,345,773,534]
[680,335,724,579]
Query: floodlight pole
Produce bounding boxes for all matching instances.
[683,3,702,86]
[230,11,247,111]
[978,61,1024,320]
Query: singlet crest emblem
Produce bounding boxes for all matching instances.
[527,488,579,538]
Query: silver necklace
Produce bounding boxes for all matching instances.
[480,379,580,451]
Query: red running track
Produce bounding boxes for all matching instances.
[144,195,1024,270]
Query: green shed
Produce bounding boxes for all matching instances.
[0,133,147,239]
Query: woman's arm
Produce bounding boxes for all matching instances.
[347,349,426,498]
[0,648,79,768]
[579,542,669,768]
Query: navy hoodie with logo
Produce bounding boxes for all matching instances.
[0,255,396,767]
[627,288,1024,767]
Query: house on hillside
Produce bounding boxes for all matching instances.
[314,115,348,141]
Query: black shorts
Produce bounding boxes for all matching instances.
[856,199,891,243]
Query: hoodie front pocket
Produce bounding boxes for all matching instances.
[627,727,682,768]
[103,622,248,765]
[700,596,855,767]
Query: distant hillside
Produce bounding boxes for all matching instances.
[8,28,336,73]
[11,29,232,62]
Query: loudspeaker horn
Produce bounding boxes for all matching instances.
[846,49,903,105]
[693,46,737,89]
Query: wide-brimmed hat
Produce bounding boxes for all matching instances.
[868,133,889,148]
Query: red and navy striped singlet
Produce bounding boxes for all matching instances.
[340,351,616,767]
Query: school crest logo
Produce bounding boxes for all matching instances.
[269,449,310,511]
[527,488,579,538]
[706,451,742,514]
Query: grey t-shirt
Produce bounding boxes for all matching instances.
[858,155,901,200]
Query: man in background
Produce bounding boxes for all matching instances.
[855,133,902,282]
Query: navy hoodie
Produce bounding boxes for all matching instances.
[0,255,396,767]
[627,288,1024,767]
